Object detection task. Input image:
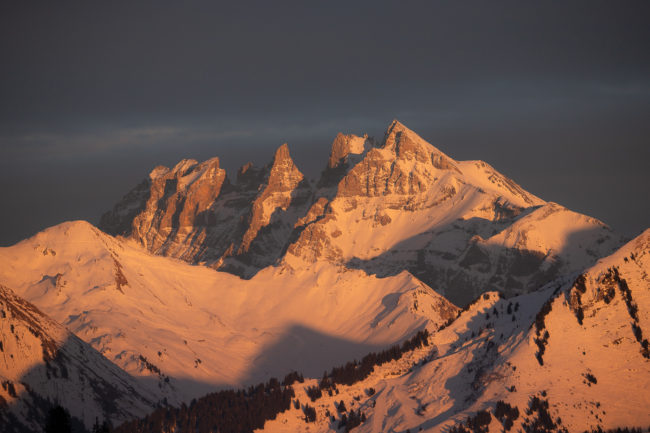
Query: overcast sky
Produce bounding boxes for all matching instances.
[1,1,648,246]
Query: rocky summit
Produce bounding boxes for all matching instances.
[100,120,623,305]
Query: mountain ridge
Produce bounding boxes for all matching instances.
[0,120,646,432]
[0,219,459,402]
[111,229,650,433]
[259,228,650,432]
[100,120,622,305]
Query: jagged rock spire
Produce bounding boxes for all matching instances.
[238,142,308,254]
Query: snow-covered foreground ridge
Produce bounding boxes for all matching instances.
[0,220,457,404]
[110,230,650,433]
[0,284,158,432]
[2,224,646,432]
[254,229,650,433]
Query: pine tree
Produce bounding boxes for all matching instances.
[45,405,71,433]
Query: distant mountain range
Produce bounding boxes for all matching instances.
[100,120,622,306]
[0,121,647,432]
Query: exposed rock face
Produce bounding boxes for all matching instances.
[101,144,312,276]
[129,157,228,260]
[238,144,309,254]
[101,120,624,303]
[337,120,460,199]
[282,120,623,305]
[328,133,366,169]
[318,133,370,189]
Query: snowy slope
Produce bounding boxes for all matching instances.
[257,230,650,433]
[0,284,159,432]
[0,220,458,401]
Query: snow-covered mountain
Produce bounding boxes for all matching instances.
[0,284,159,432]
[253,229,650,433]
[100,120,623,306]
[0,220,457,402]
[0,120,645,432]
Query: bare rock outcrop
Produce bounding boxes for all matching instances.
[239,144,310,254]
[100,143,312,277]
[129,157,228,259]
[337,120,459,198]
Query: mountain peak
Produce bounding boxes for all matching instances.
[382,119,421,147]
[379,120,459,173]
[272,143,291,164]
[385,118,409,135]
[327,133,367,169]
[148,165,168,180]
[236,142,309,257]
[171,158,199,175]
[266,143,303,189]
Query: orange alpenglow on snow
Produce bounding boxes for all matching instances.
[1,121,647,432]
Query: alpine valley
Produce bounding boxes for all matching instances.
[1,121,648,433]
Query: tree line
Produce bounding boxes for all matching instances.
[113,377,294,433]
[46,329,431,433]
[318,329,430,390]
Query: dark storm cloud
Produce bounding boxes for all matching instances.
[1,1,649,245]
